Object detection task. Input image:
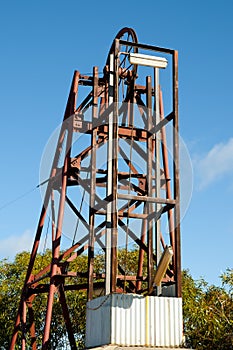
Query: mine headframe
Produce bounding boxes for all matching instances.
[10,27,180,349]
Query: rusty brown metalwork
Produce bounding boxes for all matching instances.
[9,27,181,349]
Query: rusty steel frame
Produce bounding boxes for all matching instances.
[10,27,181,349]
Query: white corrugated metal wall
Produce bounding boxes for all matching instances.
[86,294,183,348]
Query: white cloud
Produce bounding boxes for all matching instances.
[195,138,233,189]
[0,229,34,260]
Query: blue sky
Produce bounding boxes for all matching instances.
[0,0,233,286]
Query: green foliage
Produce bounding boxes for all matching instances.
[221,267,233,295]
[0,250,87,349]
[0,250,232,349]
[182,269,233,349]
[0,253,29,348]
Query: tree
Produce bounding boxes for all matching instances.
[182,269,233,349]
[0,252,31,349]
[0,250,87,349]
[0,250,232,349]
[221,267,233,294]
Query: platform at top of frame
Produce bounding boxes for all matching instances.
[85,294,184,349]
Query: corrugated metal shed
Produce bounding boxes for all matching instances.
[86,294,183,348]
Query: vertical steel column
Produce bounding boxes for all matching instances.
[154,68,162,295]
[111,39,119,292]
[136,203,147,291]
[88,66,98,300]
[146,76,153,292]
[27,297,36,350]
[173,50,181,297]
[21,300,26,350]
[106,55,114,295]
[159,88,175,266]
